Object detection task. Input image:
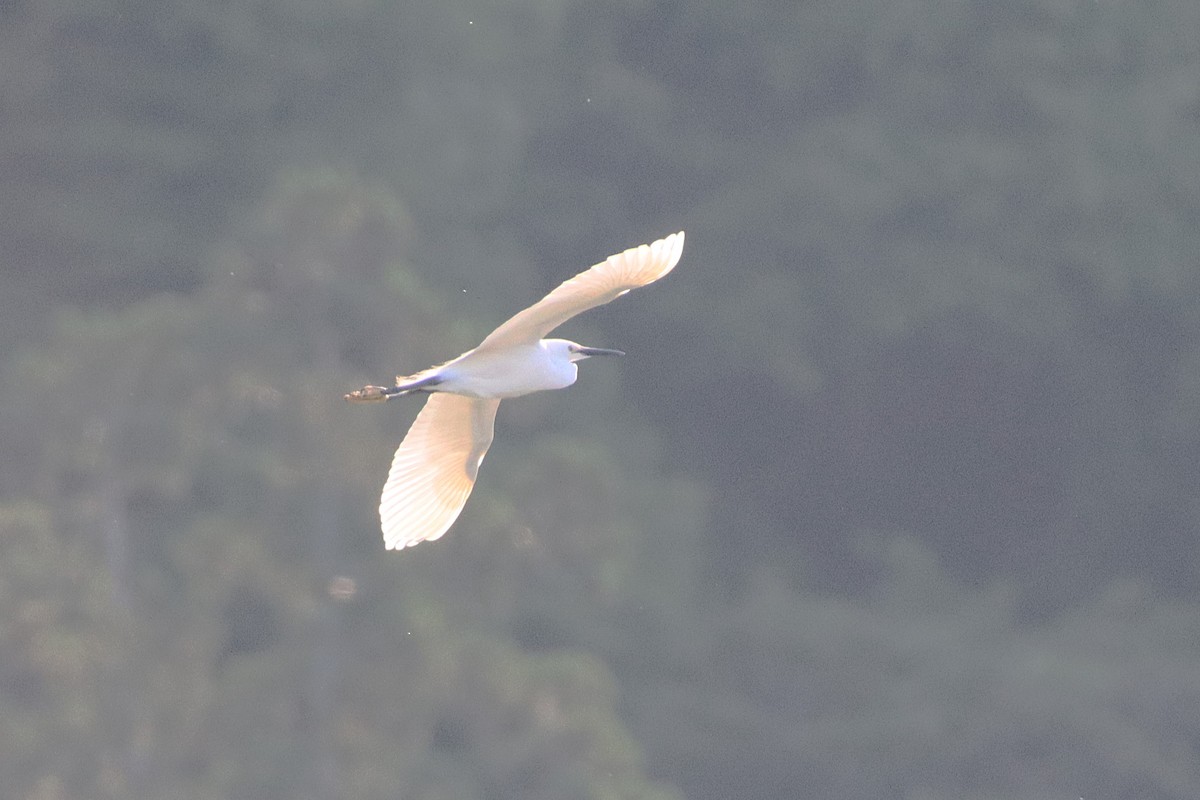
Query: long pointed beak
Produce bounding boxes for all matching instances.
[576,346,625,357]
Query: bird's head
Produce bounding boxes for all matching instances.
[547,339,626,363]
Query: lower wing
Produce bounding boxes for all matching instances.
[379,393,501,549]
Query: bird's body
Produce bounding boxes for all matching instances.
[346,231,685,549]
[407,339,590,399]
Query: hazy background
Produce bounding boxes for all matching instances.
[2,1,1199,798]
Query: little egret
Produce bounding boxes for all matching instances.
[346,231,685,549]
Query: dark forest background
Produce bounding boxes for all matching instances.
[2,0,1199,798]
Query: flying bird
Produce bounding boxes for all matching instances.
[346,231,685,549]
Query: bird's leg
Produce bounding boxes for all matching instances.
[343,374,444,403]
[343,384,393,403]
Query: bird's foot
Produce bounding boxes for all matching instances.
[344,385,392,403]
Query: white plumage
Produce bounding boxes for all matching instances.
[346,231,685,549]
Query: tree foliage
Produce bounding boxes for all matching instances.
[2,0,1199,797]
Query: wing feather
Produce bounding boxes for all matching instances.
[379,394,501,549]
[474,231,684,352]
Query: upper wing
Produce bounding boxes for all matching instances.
[474,231,685,352]
[378,393,501,549]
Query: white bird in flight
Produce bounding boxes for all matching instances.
[346,231,685,550]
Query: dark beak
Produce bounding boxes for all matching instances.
[576,346,625,357]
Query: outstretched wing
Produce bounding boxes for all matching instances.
[379,393,501,549]
[474,231,685,352]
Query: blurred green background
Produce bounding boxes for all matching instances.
[3,0,1199,798]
